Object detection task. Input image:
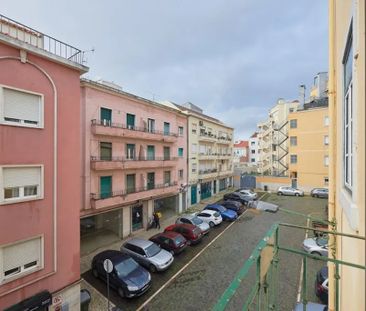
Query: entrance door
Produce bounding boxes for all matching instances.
[201,182,212,200]
[100,176,112,199]
[191,185,197,205]
[132,205,143,231]
[291,179,297,188]
[213,180,217,194]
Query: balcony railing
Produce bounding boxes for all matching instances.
[90,156,178,162]
[198,168,218,175]
[0,14,84,65]
[91,119,178,137]
[90,181,178,200]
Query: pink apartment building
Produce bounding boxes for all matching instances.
[80,79,188,255]
[0,15,88,310]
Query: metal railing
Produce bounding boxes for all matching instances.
[90,156,178,162]
[198,168,218,175]
[91,119,178,137]
[0,14,84,65]
[91,181,178,200]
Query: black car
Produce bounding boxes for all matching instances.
[315,266,328,304]
[223,192,251,206]
[220,200,245,215]
[92,250,151,298]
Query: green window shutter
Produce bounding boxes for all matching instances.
[126,174,136,194]
[126,114,135,129]
[100,142,112,160]
[101,108,112,124]
[147,172,155,190]
[147,146,155,160]
[164,122,170,135]
[164,147,170,160]
[100,176,112,199]
[178,148,183,157]
[126,144,135,159]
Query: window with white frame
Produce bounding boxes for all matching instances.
[192,163,197,173]
[324,116,329,126]
[192,123,197,134]
[1,166,43,203]
[0,236,43,283]
[324,177,329,186]
[0,85,43,128]
[290,154,297,164]
[324,155,329,167]
[178,169,184,180]
[343,28,353,190]
[178,126,184,136]
[324,135,329,145]
[191,143,197,154]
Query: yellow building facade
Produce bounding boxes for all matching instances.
[328,0,365,310]
[288,107,329,192]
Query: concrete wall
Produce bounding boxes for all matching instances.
[255,176,291,191]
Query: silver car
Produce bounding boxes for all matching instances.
[311,188,329,198]
[238,189,258,200]
[176,214,210,235]
[302,237,328,257]
[121,238,174,272]
[277,186,304,197]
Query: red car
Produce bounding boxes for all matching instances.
[149,231,188,255]
[164,224,203,245]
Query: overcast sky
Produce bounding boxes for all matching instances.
[2,1,328,139]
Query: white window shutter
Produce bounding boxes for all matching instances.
[3,88,40,123]
[3,167,41,187]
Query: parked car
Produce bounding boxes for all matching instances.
[176,214,210,235]
[277,186,304,197]
[164,223,203,245]
[149,231,188,255]
[121,238,174,272]
[302,237,329,257]
[293,302,328,311]
[315,266,328,304]
[204,204,238,221]
[238,189,258,200]
[311,188,329,199]
[195,210,223,227]
[220,200,245,215]
[91,250,151,298]
[223,192,253,206]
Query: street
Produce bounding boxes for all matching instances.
[82,194,327,311]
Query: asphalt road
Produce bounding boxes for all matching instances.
[83,194,328,311]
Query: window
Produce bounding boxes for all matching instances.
[192,163,197,173]
[100,142,112,160]
[251,158,255,163]
[178,148,184,157]
[324,116,329,126]
[324,155,329,167]
[1,236,43,283]
[251,141,255,146]
[147,145,155,160]
[178,126,184,136]
[290,119,297,128]
[1,166,43,203]
[164,171,171,185]
[100,176,112,199]
[289,108,294,113]
[324,177,329,186]
[147,118,155,133]
[290,136,297,146]
[164,122,170,135]
[126,144,135,160]
[163,147,170,160]
[126,113,135,129]
[178,169,184,180]
[192,123,197,134]
[147,172,155,190]
[191,143,197,154]
[290,155,297,164]
[0,86,43,128]
[101,107,112,126]
[251,150,255,154]
[126,174,136,194]
[343,29,353,190]
[324,135,329,146]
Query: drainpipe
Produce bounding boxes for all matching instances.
[328,1,337,310]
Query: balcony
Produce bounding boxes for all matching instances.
[217,137,232,145]
[90,156,178,170]
[90,182,178,209]
[198,133,217,143]
[198,168,218,179]
[198,153,217,160]
[218,169,233,178]
[91,119,178,143]
[0,14,85,66]
[217,153,233,160]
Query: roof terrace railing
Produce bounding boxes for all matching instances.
[0,14,84,65]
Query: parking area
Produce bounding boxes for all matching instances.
[81,192,328,311]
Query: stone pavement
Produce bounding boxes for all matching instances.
[80,187,236,310]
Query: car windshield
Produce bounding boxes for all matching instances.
[316,238,328,246]
[174,235,186,245]
[145,243,161,257]
[114,257,139,277]
[218,205,227,212]
[191,216,203,225]
[213,212,220,217]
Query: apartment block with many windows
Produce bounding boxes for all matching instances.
[80,79,187,255]
[0,15,88,310]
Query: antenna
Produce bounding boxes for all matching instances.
[82,47,95,64]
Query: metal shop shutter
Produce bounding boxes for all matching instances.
[3,88,41,123]
[3,237,42,271]
[3,167,41,188]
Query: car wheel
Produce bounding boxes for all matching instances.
[118,287,125,298]
[209,221,215,228]
[92,268,98,278]
[311,251,321,257]
[149,264,157,273]
[295,193,300,197]
[278,192,282,196]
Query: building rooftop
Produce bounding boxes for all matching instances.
[234,140,249,148]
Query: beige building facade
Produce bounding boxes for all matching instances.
[328,0,365,310]
[288,107,329,192]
